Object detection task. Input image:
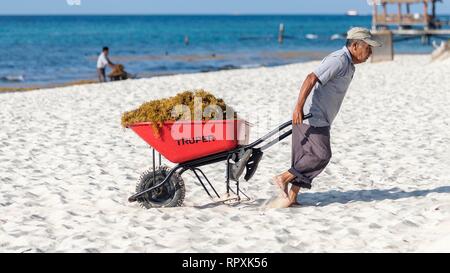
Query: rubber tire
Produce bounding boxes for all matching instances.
[135,166,185,208]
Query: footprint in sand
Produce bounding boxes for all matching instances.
[265,196,291,208]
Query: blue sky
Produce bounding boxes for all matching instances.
[0,0,449,15]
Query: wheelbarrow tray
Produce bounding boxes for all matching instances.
[128,119,247,163]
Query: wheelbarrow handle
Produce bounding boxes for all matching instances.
[257,113,313,151]
[303,113,313,120]
[244,113,312,150]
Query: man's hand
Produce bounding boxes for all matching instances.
[292,105,304,125]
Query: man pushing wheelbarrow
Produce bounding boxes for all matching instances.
[123,27,381,209]
[270,27,382,208]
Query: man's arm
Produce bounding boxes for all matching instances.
[106,56,115,68]
[293,72,319,125]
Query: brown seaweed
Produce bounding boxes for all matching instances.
[121,90,235,136]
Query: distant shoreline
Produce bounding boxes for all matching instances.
[0,52,430,94]
[0,50,330,93]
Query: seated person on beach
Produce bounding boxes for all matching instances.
[97,46,115,82]
[270,27,382,208]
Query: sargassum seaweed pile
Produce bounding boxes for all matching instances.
[121,90,236,135]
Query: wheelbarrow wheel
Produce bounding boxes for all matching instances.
[135,166,185,208]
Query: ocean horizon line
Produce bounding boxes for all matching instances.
[2,13,449,17]
[0,13,378,17]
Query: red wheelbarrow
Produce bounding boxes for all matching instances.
[126,114,312,208]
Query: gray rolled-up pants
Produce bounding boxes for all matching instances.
[288,123,332,189]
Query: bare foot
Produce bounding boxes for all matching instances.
[272,175,288,198]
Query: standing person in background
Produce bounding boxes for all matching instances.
[97,46,115,82]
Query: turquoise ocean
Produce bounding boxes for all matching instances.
[1,15,448,87]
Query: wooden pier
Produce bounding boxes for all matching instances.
[371,0,448,30]
[371,0,449,43]
[369,0,449,61]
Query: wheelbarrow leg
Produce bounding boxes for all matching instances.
[152,149,156,183]
[236,180,240,201]
[227,182,251,202]
[195,168,220,199]
[238,187,251,200]
[192,168,220,199]
[192,168,212,198]
[226,155,231,196]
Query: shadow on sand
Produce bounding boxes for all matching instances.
[298,186,450,207]
[189,186,450,209]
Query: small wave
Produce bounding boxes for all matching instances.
[219,64,240,70]
[240,64,262,69]
[330,34,345,40]
[200,64,240,73]
[305,34,319,40]
[1,75,25,82]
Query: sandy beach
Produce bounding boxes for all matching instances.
[0,54,449,253]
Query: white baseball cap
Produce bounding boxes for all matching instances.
[347,27,382,47]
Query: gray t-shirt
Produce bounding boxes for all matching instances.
[303,46,355,127]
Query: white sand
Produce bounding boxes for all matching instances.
[1,54,449,253]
